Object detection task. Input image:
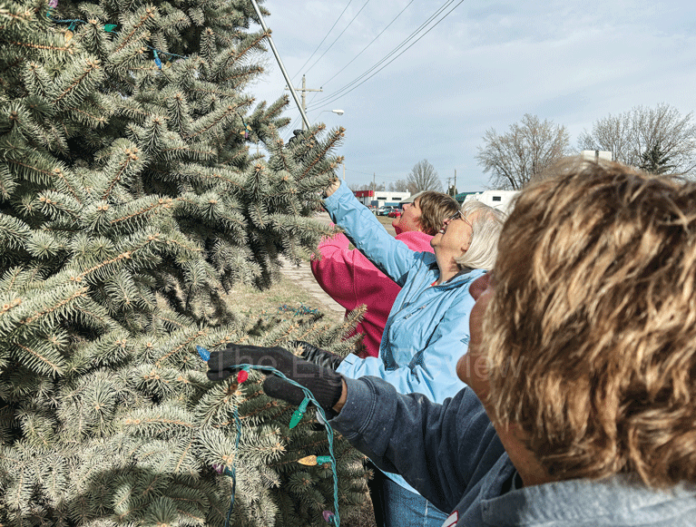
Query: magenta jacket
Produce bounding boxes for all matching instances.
[310,229,434,358]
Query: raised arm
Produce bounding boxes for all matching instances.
[310,232,359,311]
[322,181,420,285]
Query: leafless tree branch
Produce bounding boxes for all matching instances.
[476,114,570,190]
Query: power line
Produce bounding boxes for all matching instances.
[297,0,414,121]
[319,0,416,89]
[287,0,419,132]
[291,0,354,82]
[310,0,457,107]
[309,0,458,109]
[303,0,372,77]
[308,0,464,111]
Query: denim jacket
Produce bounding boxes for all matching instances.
[331,376,696,527]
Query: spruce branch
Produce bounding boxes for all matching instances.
[53,58,104,106]
[154,328,211,367]
[112,6,159,54]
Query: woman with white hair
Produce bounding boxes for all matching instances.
[300,180,506,527]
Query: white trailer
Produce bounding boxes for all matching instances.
[463,190,518,214]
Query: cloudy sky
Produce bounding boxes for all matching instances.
[247,0,696,191]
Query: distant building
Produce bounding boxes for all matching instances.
[456,190,519,214]
[453,191,478,204]
[580,150,613,162]
[353,190,411,209]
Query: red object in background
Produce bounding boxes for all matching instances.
[388,210,402,218]
[237,369,249,383]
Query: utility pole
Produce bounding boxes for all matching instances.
[250,0,310,130]
[372,172,376,192]
[454,169,457,191]
[285,75,322,130]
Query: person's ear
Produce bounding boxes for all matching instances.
[461,237,472,252]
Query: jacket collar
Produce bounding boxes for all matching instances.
[479,464,696,526]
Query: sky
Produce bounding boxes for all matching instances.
[246,0,696,191]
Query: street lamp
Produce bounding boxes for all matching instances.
[316,110,345,179]
[317,109,344,118]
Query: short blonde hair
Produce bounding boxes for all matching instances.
[416,192,459,236]
[484,158,696,487]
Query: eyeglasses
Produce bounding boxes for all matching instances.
[446,210,462,222]
[444,210,473,229]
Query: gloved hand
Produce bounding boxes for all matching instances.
[291,341,343,370]
[206,344,344,412]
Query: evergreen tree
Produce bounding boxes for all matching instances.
[0,1,367,525]
[640,143,676,175]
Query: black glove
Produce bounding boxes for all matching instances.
[206,344,343,412]
[291,341,343,370]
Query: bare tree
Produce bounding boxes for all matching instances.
[406,159,442,193]
[577,104,696,176]
[388,179,410,192]
[476,114,570,190]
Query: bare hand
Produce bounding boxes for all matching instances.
[324,178,341,198]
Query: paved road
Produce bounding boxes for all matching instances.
[278,212,396,321]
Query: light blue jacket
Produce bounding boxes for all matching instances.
[324,183,484,492]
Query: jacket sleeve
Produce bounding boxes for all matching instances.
[330,376,503,514]
[336,291,476,403]
[310,233,359,311]
[323,183,420,286]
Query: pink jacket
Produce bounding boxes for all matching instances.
[310,230,434,358]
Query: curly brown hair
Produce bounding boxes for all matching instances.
[415,192,459,236]
[484,158,696,487]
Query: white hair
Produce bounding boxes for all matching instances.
[454,200,507,270]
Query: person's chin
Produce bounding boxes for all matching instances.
[393,221,403,235]
[456,354,470,384]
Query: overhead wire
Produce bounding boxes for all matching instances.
[303,0,372,77]
[285,0,369,134]
[319,0,416,89]
[308,0,464,111]
[309,0,457,107]
[299,0,415,125]
[308,0,458,109]
[291,0,354,82]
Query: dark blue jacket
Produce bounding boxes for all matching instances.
[331,376,696,527]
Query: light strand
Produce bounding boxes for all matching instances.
[197,346,341,527]
[46,11,253,134]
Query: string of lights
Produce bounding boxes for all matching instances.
[197,345,342,527]
[47,4,254,139]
